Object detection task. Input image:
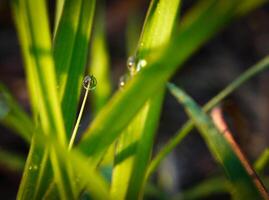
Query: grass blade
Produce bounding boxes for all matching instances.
[11,0,77,198]
[126,90,165,199]
[78,0,261,159]
[0,148,25,172]
[111,0,180,198]
[167,83,268,199]
[147,55,269,177]
[255,148,269,174]
[0,84,34,143]
[33,0,96,197]
[89,7,111,114]
[53,0,96,136]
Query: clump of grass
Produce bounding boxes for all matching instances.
[0,0,268,199]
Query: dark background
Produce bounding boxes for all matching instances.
[0,0,269,199]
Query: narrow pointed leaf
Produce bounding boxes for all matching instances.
[168,83,267,199]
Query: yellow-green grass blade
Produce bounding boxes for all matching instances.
[78,0,261,159]
[126,90,165,199]
[147,55,269,177]
[54,0,65,35]
[33,132,111,200]
[136,0,181,62]
[53,0,96,136]
[0,84,34,143]
[0,148,25,172]
[167,83,267,199]
[124,0,181,197]
[33,0,96,197]
[11,0,75,199]
[111,106,149,199]
[111,0,180,198]
[89,6,111,115]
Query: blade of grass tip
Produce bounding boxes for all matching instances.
[54,0,65,35]
[89,5,111,115]
[78,0,265,161]
[0,148,25,172]
[0,84,34,143]
[147,55,269,177]
[211,107,268,198]
[53,0,96,137]
[167,83,268,199]
[255,148,269,174]
[111,0,180,198]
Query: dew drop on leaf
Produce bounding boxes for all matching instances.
[136,59,147,72]
[83,75,97,90]
[118,74,130,89]
[127,56,136,75]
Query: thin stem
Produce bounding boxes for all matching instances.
[254,148,269,174]
[68,85,90,150]
[147,56,269,177]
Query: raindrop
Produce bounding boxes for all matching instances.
[118,74,130,89]
[28,166,32,170]
[127,56,137,76]
[83,75,97,90]
[136,59,147,72]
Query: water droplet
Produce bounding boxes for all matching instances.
[136,59,147,72]
[0,94,10,119]
[33,165,38,170]
[83,75,97,90]
[29,166,32,170]
[127,56,136,75]
[118,74,130,89]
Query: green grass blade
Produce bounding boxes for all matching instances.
[17,135,47,199]
[32,0,96,197]
[111,0,180,198]
[33,132,110,200]
[89,7,111,114]
[255,148,269,174]
[147,55,269,177]
[136,0,180,61]
[111,107,149,199]
[54,0,65,35]
[0,84,34,142]
[167,83,267,199]
[126,90,165,199]
[11,0,77,198]
[0,148,25,172]
[53,0,96,136]
[78,0,259,158]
